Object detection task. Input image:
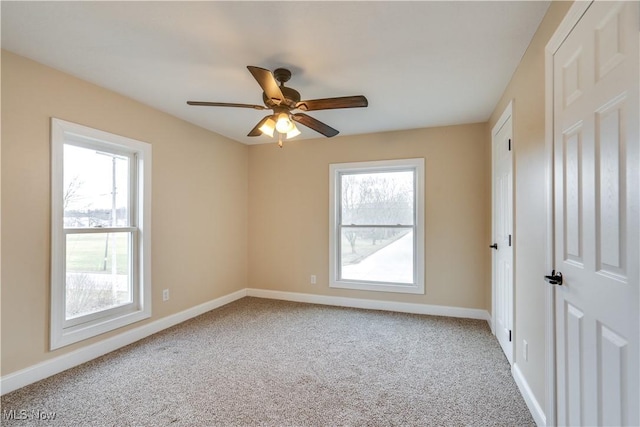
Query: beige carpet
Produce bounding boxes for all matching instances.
[1,297,534,426]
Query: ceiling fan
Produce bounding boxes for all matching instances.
[187,66,368,147]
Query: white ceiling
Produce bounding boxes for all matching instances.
[1,1,549,145]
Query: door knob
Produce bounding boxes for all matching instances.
[489,243,498,250]
[545,270,563,285]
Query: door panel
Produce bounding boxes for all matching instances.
[598,323,627,426]
[553,1,639,425]
[565,302,584,426]
[595,96,626,278]
[563,123,584,265]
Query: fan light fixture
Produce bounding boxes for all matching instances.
[286,126,301,139]
[260,113,301,146]
[258,117,276,137]
[275,113,294,133]
[275,113,301,139]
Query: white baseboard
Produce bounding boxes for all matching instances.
[0,289,247,396]
[246,288,491,323]
[512,363,546,426]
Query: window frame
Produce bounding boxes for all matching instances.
[51,118,152,350]
[329,158,425,294]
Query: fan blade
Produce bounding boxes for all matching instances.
[187,101,267,110]
[296,95,368,112]
[247,115,273,137]
[247,66,285,105]
[292,113,339,138]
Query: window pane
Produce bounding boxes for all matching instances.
[65,232,132,319]
[64,144,130,228]
[340,170,414,225]
[340,227,414,284]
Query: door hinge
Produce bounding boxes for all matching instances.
[509,234,512,247]
[509,330,512,342]
[508,139,511,151]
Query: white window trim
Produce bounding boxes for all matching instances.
[51,118,152,350]
[329,158,425,294]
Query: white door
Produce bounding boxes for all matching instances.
[492,106,513,364]
[552,1,639,425]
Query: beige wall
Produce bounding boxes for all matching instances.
[1,51,249,375]
[248,123,490,309]
[488,0,572,414]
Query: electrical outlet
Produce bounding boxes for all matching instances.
[310,275,317,285]
[162,289,169,301]
[523,340,528,361]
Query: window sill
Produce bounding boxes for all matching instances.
[51,307,151,350]
[330,280,425,295]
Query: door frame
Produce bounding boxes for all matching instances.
[544,2,593,426]
[491,100,514,363]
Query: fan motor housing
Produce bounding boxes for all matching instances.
[263,86,300,109]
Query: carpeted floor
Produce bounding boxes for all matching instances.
[1,297,534,426]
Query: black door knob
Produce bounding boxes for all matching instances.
[489,243,498,250]
[544,270,563,285]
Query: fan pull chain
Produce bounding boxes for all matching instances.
[278,133,283,148]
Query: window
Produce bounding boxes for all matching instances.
[329,158,425,294]
[51,118,151,349]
